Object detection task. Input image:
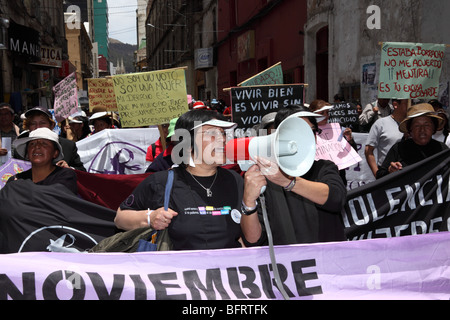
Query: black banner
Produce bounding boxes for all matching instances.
[342,149,450,240]
[230,84,304,129]
[0,180,116,253]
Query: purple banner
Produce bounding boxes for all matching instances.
[0,232,449,300]
[0,159,31,189]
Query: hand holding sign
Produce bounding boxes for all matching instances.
[53,72,78,123]
[315,123,362,170]
[112,68,189,128]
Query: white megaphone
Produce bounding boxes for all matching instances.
[225,116,316,179]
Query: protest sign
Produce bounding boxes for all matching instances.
[342,149,450,240]
[238,62,284,87]
[53,72,78,123]
[87,78,118,112]
[315,123,362,170]
[112,68,189,128]
[0,232,448,300]
[328,102,360,131]
[378,42,446,100]
[229,84,304,129]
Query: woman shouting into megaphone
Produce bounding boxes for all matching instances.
[115,109,248,251]
[240,105,348,246]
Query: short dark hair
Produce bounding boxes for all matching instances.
[334,93,344,101]
[274,105,319,132]
[174,109,229,166]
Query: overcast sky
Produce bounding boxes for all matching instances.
[107,0,137,45]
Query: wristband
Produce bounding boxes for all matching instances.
[241,200,258,216]
[284,178,296,192]
[147,209,153,227]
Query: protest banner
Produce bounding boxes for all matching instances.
[112,68,189,128]
[345,132,375,190]
[378,42,446,100]
[0,232,448,300]
[328,102,360,131]
[0,158,31,189]
[75,127,160,174]
[53,72,79,123]
[0,179,116,254]
[238,62,284,87]
[315,123,362,170]
[87,78,118,112]
[229,84,304,130]
[76,170,150,210]
[342,149,450,241]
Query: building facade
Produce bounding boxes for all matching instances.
[93,0,109,76]
[145,0,216,101]
[216,0,308,105]
[145,0,308,104]
[135,0,147,72]
[65,17,93,92]
[0,0,67,112]
[305,0,450,107]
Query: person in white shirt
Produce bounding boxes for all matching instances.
[359,99,393,132]
[364,99,408,177]
[429,100,450,148]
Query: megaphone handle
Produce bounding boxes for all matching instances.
[260,186,266,195]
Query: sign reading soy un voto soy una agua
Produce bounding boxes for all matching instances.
[230,84,304,130]
[112,68,189,128]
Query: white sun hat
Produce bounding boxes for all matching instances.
[287,111,326,122]
[13,127,64,163]
[313,105,334,113]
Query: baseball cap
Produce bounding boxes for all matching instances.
[25,107,52,119]
[191,119,237,131]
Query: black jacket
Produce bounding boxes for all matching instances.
[243,160,347,246]
[59,137,86,171]
[376,139,448,179]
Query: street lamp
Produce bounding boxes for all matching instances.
[147,23,185,30]
[0,18,9,50]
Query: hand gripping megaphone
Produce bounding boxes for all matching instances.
[225,116,316,177]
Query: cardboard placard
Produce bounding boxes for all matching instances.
[230,84,304,129]
[53,72,78,123]
[378,42,446,99]
[328,102,359,131]
[87,78,118,112]
[112,68,189,128]
[239,62,284,87]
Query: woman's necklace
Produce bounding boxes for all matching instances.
[187,169,218,198]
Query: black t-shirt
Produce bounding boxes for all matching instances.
[120,167,243,251]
